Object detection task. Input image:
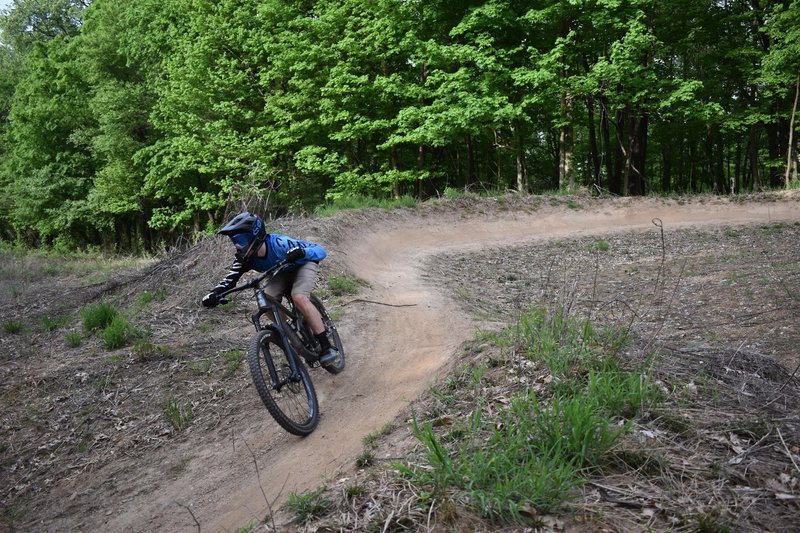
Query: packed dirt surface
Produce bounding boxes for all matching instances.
[1,193,799,532]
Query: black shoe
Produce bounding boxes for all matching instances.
[318,347,339,366]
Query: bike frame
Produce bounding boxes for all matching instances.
[218,261,312,392]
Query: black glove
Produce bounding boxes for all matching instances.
[202,292,220,308]
[285,247,305,263]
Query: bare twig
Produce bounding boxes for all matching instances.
[175,501,201,533]
[652,218,666,290]
[243,439,274,527]
[777,427,800,476]
[763,359,800,408]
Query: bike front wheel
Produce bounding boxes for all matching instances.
[247,329,319,436]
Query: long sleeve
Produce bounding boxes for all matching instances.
[211,257,248,293]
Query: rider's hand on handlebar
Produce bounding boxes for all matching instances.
[285,247,305,263]
[202,291,221,308]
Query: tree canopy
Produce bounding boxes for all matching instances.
[1,0,798,250]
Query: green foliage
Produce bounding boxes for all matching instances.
[189,358,212,375]
[355,450,374,468]
[80,302,118,332]
[220,349,243,378]
[314,194,416,216]
[326,273,363,297]
[594,239,610,252]
[1,0,798,251]
[163,397,193,431]
[79,300,141,349]
[284,487,331,523]
[401,305,659,523]
[100,315,140,350]
[132,339,170,362]
[65,331,82,347]
[3,320,24,334]
[40,315,70,331]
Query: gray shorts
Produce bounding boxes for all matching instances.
[265,261,319,299]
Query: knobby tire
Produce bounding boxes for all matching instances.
[311,295,345,375]
[247,329,319,436]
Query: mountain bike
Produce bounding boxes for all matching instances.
[216,260,345,436]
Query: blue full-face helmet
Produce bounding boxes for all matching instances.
[217,212,266,263]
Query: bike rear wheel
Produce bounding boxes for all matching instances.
[310,295,345,375]
[247,329,319,436]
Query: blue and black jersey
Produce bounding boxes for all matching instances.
[212,233,327,294]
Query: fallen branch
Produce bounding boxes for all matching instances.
[340,298,417,308]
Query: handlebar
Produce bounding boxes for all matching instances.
[216,260,290,299]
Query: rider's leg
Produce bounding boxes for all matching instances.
[292,263,337,364]
[290,262,325,336]
[264,270,293,325]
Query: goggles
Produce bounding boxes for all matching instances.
[231,232,254,252]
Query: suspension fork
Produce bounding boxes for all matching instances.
[252,297,304,387]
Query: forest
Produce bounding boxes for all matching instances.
[0,0,798,251]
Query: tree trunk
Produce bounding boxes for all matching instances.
[613,108,626,195]
[768,111,782,188]
[599,95,616,193]
[417,144,426,198]
[786,72,799,188]
[513,120,527,192]
[417,62,429,198]
[465,134,476,185]
[661,141,671,193]
[559,92,575,190]
[627,111,647,195]
[390,144,401,198]
[586,95,601,188]
[734,140,742,194]
[750,125,761,191]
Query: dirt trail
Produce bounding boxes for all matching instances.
[65,197,799,532]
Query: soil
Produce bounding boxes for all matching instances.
[1,192,799,532]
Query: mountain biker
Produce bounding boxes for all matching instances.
[201,212,339,365]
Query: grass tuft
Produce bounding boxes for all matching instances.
[81,302,118,332]
[101,315,140,350]
[3,320,24,334]
[285,487,331,523]
[164,397,193,431]
[65,331,82,347]
[326,274,363,296]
